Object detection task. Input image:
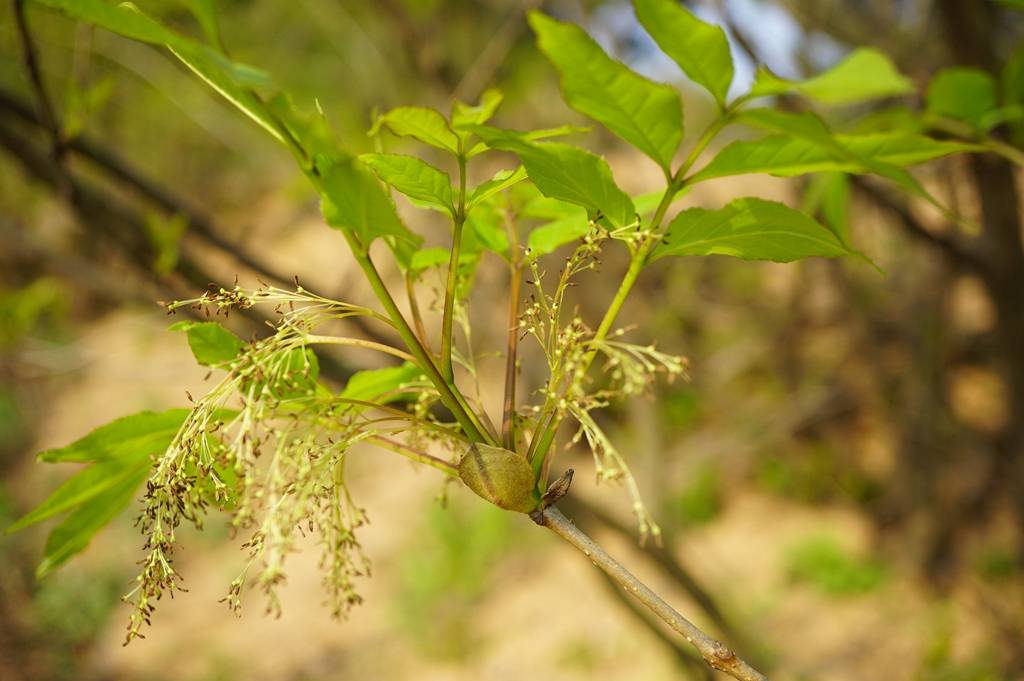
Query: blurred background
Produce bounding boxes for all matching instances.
[1,1,1023,679]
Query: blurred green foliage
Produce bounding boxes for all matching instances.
[918,617,1002,681]
[785,534,887,596]
[757,444,880,505]
[0,278,68,347]
[666,463,722,527]
[394,500,520,660]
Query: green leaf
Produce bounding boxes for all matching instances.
[360,153,454,215]
[182,0,221,47]
[409,247,451,275]
[466,124,589,158]
[266,94,339,159]
[38,409,190,464]
[32,0,293,150]
[926,67,999,130]
[529,11,682,171]
[732,109,960,214]
[466,202,511,256]
[735,108,838,149]
[7,454,151,534]
[452,89,504,129]
[652,198,853,263]
[802,172,851,245]
[316,155,419,250]
[472,128,635,228]
[633,0,733,106]
[750,48,914,105]
[35,463,150,578]
[370,106,460,154]
[527,215,589,258]
[169,320,245,366]
[690,132,977,184]
[340,363,426,403]
[467,166,528,210]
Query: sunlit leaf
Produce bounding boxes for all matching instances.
[316,155,420,250]
[35,463,150,578]
[802,172,851,245]
[691,132,978,183]
[31,0,292,149]
[652,198,853,262]
[409,247,451,275]
[466,201,511,256]
[750,48,914,105]
[340,363,426,402]
[370,106,460,154]
[634,0,733,106]
[452,89,504,129]
[169,321,245,366]
[37,409,190,464]
[529,11,682,171]
[471,127,635,228]
[6,456,150,534]
[360,153,454,215]
[466,124,589,158]
[467,166,528,210]
[527,215,589,258]
[926,68,999,130]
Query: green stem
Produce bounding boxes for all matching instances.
[369,435,458,476]
[351,243,494,445]
[441,152,468,383]
[528,114,732,474]
[303,334,416,363]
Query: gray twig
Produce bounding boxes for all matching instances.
[537,506,768,681]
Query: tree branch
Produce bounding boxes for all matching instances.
[0,86,393,349]
[560,495,756,656]
[591,566,715,680]
[11,0,70,198]
[535,506,768,681]
[849,176,987,274]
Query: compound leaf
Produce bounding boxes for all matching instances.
[530,11,682,171]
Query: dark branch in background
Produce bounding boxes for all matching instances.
[11,0,70,198]
[0,118,357,381]
[451,0,540,103]
[848,177,987,273]
[0,87,390,350]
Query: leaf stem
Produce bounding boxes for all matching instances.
[350,244,495,445]
[537,506,768,681]
[405,271,431,352]
[502,214,523,449]
[368,435,457,475]
[528,114,731,470]
[303,334,416,363]
[441,151,469,382]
